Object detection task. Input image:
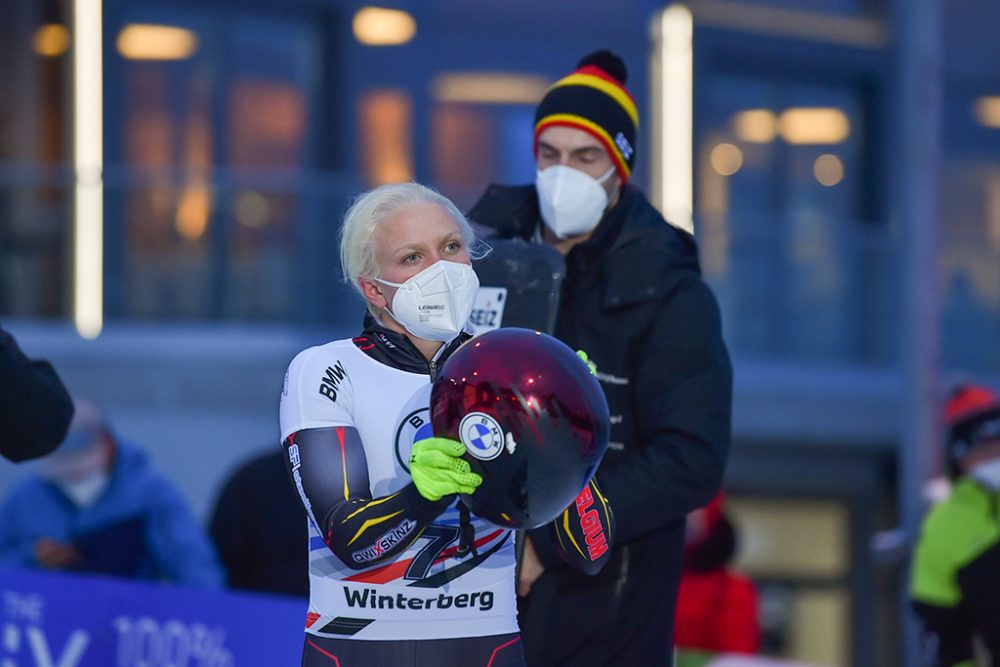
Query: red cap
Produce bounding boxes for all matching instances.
[945,384,1000,425]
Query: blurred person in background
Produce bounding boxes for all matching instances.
[911,383,1000,666]
[0,325,74,462]
[469,49,732,667]
[0,398,225,588]
[209,448,308,597]
[674,492,760,665]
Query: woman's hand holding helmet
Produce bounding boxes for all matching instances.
[551,477,614,575]
[409,437,483,501]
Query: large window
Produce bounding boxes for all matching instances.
[0,2,643,326]
[695,74,889,363]
[730,497,852,665]
[430,102,537,212]
[938,91,1000,374]
[105,5,343,322]
[0,1,72,317]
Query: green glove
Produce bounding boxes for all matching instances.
[576,349,598,376]
[409,437,483,501]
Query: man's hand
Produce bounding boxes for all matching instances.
[409,437,483,501]
[34,538,80,569]
[576,350,597,376]
[518,536,545,597]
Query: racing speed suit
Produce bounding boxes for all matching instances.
[279,316,611,666]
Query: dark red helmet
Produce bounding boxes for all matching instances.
[431,328,610,529]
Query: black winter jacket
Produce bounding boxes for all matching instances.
[469,184,733,667]
[0,326,74,462]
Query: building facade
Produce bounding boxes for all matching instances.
[2,1,999,664]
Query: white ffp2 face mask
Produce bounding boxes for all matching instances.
[535,165,616,239]
[58,472,110,508]
[377,260,479,342]
[969,458,1000,492]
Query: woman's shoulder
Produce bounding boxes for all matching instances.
[288,338,360,370]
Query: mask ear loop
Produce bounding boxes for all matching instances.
[369,276,401,323]
[374,276,404,288]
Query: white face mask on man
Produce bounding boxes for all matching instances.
[535,164,616,239]
[39,442,112,509]
[58,472,111,508]
[376,260,479,342]
[969,458,1000,492]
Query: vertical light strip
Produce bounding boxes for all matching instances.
[73,0,104,338]
[651,5,694,234]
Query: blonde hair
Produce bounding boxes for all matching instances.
[339,183,487,314]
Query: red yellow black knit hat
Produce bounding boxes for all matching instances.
[534,50,639,183]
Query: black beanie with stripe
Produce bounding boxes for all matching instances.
[534,50,639,183]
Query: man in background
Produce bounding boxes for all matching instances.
[469,49,732,666]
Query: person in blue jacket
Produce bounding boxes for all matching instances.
[0,398,224,588]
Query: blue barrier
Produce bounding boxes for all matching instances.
[0,567,305,666]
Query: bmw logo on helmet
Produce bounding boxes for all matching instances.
[460,412,505,461]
